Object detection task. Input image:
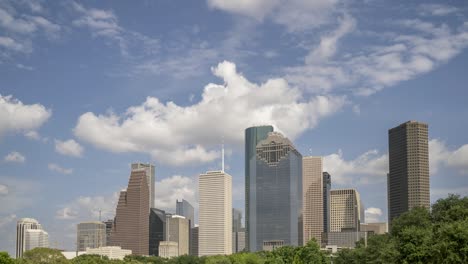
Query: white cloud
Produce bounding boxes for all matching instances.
[323,149,388,185]
[54,139,84,157]
[365,207,383,223]
[75,61,346,166]
[0,95,51,137]
[56,193,119,220]
[207,0,280,21]
[48,163,73,175]
[4,151,25,163]
[0,184,8,196]
[430,139,468,175]
[419,4,459,16]
[0,214,16,228]
[155,175,197,212]
[0,36,30,53]
[24,130,39,140]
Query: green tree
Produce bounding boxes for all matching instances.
[0,252,14,264]
[292,240,328,264]
[361,234,399,264]
[390,207,431,238]
[22,248,69,264]
[432,194,468,223]
[431,218,468,263]
[71,254,111,264]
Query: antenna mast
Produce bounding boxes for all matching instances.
[222,138,225,172]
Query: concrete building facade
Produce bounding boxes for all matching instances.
[330,189,362,232]
[199,170,232,256]
[303,156,323,245]
[166,215,189,256]
[16,218,48,258]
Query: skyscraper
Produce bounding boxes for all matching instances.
[303,156,323,244]
[176,199,195,228]
[232,208,242,232]
[165,215,190,256]
[103,219,114,246]
[199,170,232,256]
[232,208,245,253]
[77,222,106,251]
[16,218,49,258]
[131,163,155,209]
[245,125,274,251]
[248,131,303,251]
[149,208,167,256]
[111,169,149,255]
[388,121,430,224]
[330,189,362,232]
[323,172,331,233]
[190,227,199,257]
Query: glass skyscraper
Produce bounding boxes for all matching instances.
[176,199,195,228]
[246,130,303,251]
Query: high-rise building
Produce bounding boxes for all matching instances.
[232,208,245,253]
[247,131,303,251]
[303,156,323,245]
[131,163,155,209]
[323,172,331,233]
[176,200,195,228]
[77,222,106,251]
[199,170,232,256]
[388,121,430,224]
[190,227,198,257]
[149,208,167,256]
[16,218,49,258]
[232,208,242,232]
[166,215,189,256]
[245,125,274,251]
[110,169,149,255]
[330,189,362,232]
[360,222,388,234]
[103,219,114,246]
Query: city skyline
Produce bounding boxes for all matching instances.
[1,0,468,256]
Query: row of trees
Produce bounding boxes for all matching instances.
[1,194,466,264]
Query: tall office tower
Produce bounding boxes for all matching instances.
[303,156,323,244]
[388,121,430,224]
[24,229,49,252]
[190,227,198,256]
[232,208,245,253]
[323,172,331,233]
[232,208,242,232]
[248,131,303,251]
[131,163,155,208]
[165,215,189,256]
[176,199,195,228]
[245,125,274,251]
[330,189,362,232]
[199,170,232,256]
[16,218,48,258]
[149,208,167,256]
[103,219,114,246]
[111,169,149,255]
[77,222,106,251]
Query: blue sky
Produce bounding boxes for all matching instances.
[1,0,468,255]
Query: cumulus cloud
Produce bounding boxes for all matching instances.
[155,175,197,212]
[56,193,119,220]
[4,151,25,163]
[0,184,8,195]
[54,139,84,157]
[0,95,51,138]
[419,4,459,16]
[48,163,73,175]
[430,139,468,175]
[365,207,383,223]
[75,61,346,166]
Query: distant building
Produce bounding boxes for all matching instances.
[131,163,155,209]
[103,219,114,246]
[176,199,195,228]
[323,172,331,233]
[232,230,245,253]
[110,169,149,255]
[149,208,167,256]
[166,215,189,256]
[61,251,86,260]
[388,121,430,225]
[190,227,198,256]
[262,240,284,251]
[16,218,49,258]
[245,125,274,251]
[303,156,323,245]
[199,170,232,256]
[322,231,373,248]
[330,189,362,232]
[159,241,179,258]
[232,208,242,232]
[86,246,132,260]
[247,131,303,251]
[77,221,106,251]
[360,223,388,234]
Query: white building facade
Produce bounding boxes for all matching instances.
[16,218,49,258]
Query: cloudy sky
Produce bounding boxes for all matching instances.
[1,0,468,255]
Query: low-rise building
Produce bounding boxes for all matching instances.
[159,241,178,258]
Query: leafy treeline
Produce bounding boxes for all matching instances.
[1,194,466,264]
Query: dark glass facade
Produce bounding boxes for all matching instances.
[323,172,331,233]
[149,208,166,256]
[248,131,302,251]
[245,125,274,251]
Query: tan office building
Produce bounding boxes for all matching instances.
[77,221,106,251]
[111,169,149,255]
[303,156,323,245]
[388,121,430,224]
[198,170,232,256]
[330,189,362,232]
[166,215,189,256]
[16,218,48,258]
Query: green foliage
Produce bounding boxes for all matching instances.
[0,252,15,264]
[72,254,111,264]
[22,248,69,264]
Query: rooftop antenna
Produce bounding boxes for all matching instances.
[222,137,225,172]
[99,209,102,221]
